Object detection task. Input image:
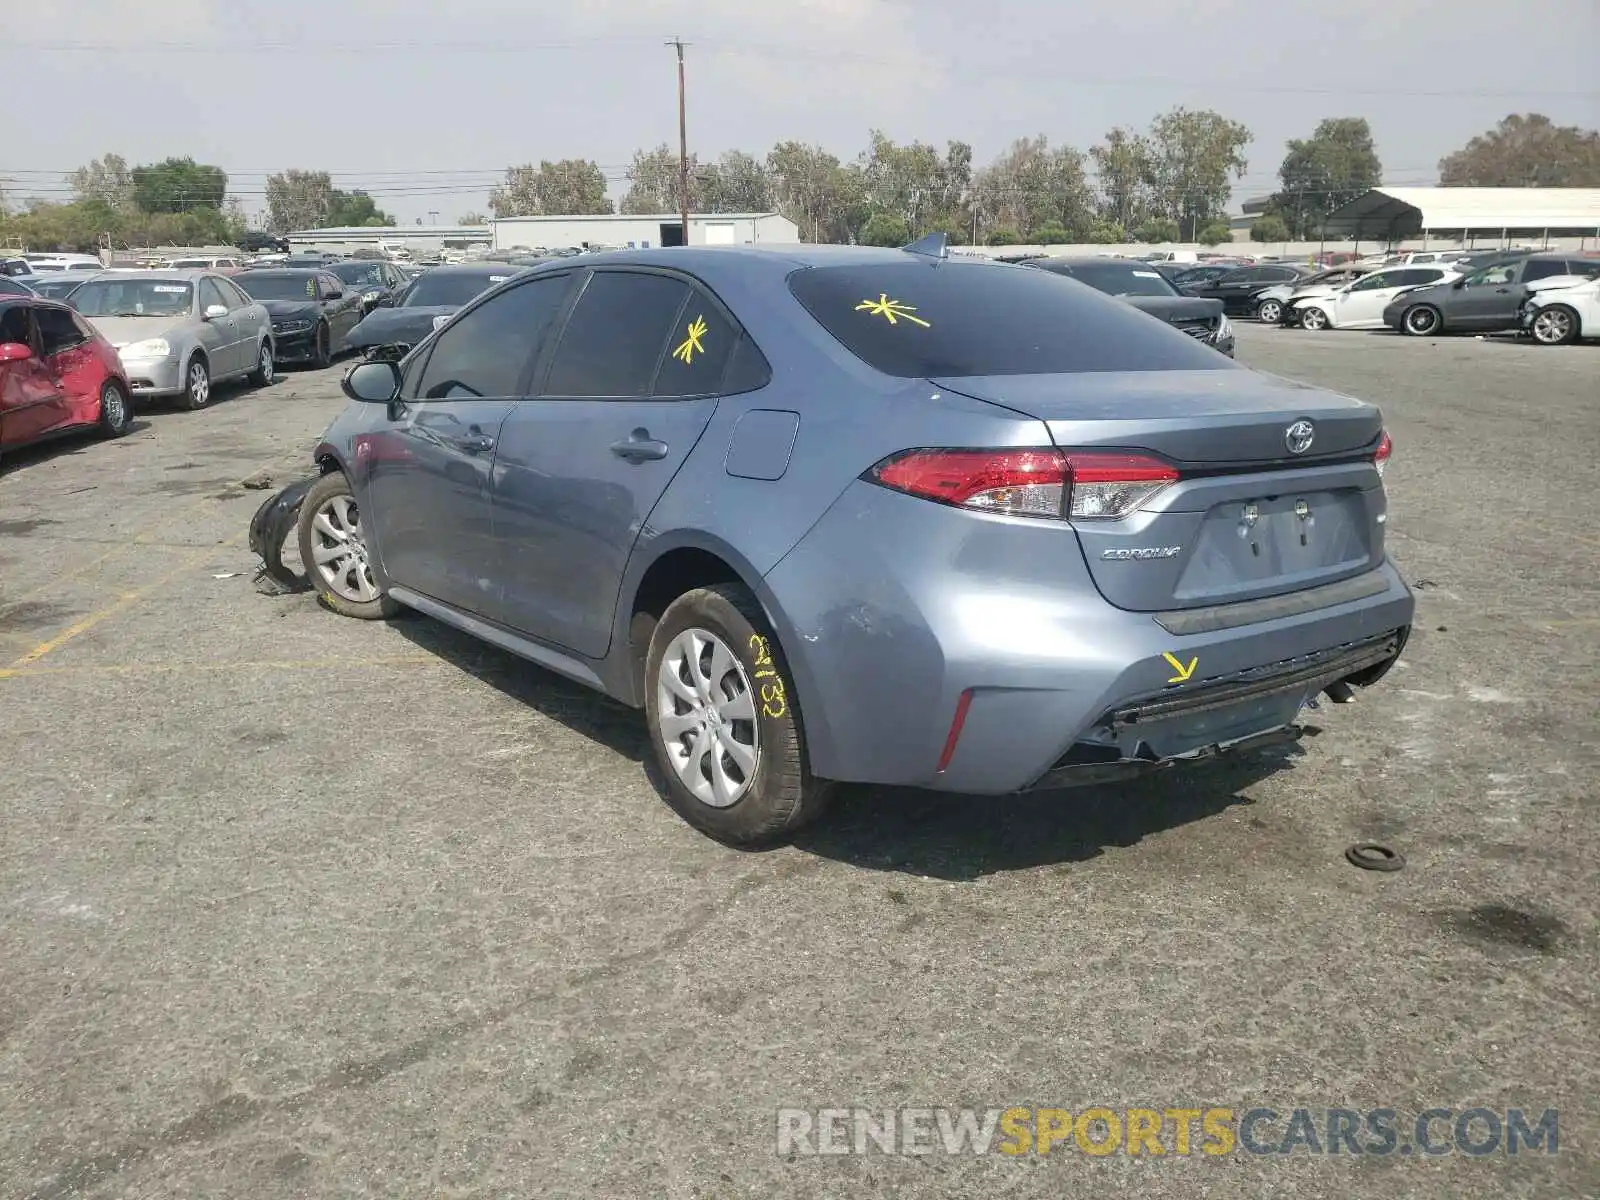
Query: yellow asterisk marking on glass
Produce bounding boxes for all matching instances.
[673,315,709,364]
[855,294,931,327]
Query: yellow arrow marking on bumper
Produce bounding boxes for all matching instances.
[1162,651,1199,683]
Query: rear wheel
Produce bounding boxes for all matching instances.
[645,584,831,846]
[181,356,211,409]
[248,340,274,386]
[312,323,332,368]
[1255,298,1283,324]
[296,472,399,620]
[1402,305,1441,336]
[1299,306,1330,331]
[97,380,131,437]
[1530,305,1579,346]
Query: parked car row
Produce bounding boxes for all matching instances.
[1276,252,1600,342]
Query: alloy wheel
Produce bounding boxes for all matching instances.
[307,494,379,603]
[187,362,210,406]
[655,628,761,808]
[1405,307,1438,335]
[101,383,126,428]
[1532,309,1574,345]
[1300,307,1328,331]
[1257,299,1282,323]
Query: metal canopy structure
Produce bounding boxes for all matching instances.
[1320,188,1600,239]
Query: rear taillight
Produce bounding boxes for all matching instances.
[1374,430,1392,477]
[865,448,1178,521]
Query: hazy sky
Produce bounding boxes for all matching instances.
[4,0,1596,222]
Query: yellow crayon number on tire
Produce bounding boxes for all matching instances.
[748,634,789,719]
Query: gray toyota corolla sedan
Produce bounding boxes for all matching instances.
[276,240,1414,845]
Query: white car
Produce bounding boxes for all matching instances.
[164,255,243,271]
[23,253,104,273]
[1522,275,1599,345]
[1290,265,1462,331]
[1256,266,1372,323]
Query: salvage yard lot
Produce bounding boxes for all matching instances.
[1,327,1595,1198]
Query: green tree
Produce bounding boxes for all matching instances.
[621,144,702,214]
[699,150,773,213]
[1032,221,1072,245]
[1250,213,1291,243]
[1439,113,1600,186]
[858,131,972,237]
[489,160,612,217]
[327,190,394,227]
[130,157,227,213]
[1087,220,1126,244]
[1132,216,1180,243]
[858,212,911,246]
[985,227,1022,246]
[767,141,864,242]
[1090,128,1156,230]
[1271,117,1382,238]
[265,169,333,232]
[1142,108,1251,240]
[69,154,135,212]
[1196,220,1233,246]
[973,136,1093,243]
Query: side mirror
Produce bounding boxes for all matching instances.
[326,290,344,300]
[0,341,34,363]
[204,304,228,319]
[1451,279,1466,290]
[342,359,402,403]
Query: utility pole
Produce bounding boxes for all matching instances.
[667,37,690,245]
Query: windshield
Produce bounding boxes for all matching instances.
[332,262,387,287]
[70,278,193,318]
[402,270,511,308]
[1053,262,1179,298]
[787,261,1229,377]
[237,273,323,302]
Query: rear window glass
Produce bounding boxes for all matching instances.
[786,261,1231,377]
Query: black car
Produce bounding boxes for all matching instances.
[1023,256,1235,355]
[1383,253,1600,336]
[328,259,412,314]
[344,263,531,352]
[1180,262,1318,315]
[233,269,365,367]
[1168,264,1235,288]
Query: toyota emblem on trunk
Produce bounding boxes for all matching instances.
[1285,419,1316,455]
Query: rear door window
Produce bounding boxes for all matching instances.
[786,261,1230,378]
[34,305,88,354]
[542,270,690,398]
[652,294,740,398]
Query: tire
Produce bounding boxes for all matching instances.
[97,380,132,437]
[1402,305,1440,336]
[1256,298,1283,324]
[312,323,332,368]
[1299,306,1329,331]
[644,584,831,847]
[1530,305,1579,346]
[248,339,274,386]
[296,472,399,620]
[181,355,211,410]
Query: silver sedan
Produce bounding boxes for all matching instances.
[68,270,275,409]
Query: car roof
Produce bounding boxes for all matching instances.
[240,267,325,276]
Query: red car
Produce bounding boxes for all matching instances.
[0,295,133,454]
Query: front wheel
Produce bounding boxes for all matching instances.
[312,323,332,368]
[97,380,132,437]
[1402,305,1440,336]
[296,472,399,620]
[181,356,211,409]
[1298,306,1330,331]
[1530,305,1579,346]
[1255,298,1283,324]
[645,584,831,846]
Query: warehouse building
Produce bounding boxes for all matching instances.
[490,212,799,252]
[285,224,492,255]
[1319,187,1600,247]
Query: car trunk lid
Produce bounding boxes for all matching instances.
[933,370,1388,612]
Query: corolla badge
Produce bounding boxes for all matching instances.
[1284,419,1316,455]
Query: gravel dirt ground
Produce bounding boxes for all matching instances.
[1,326,1595,1198]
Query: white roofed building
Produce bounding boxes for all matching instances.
[1320,188,1600,246]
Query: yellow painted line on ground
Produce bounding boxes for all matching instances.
[4,548,217,670]
[0,655,439,680]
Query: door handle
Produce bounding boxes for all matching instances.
[449,433,496,454]
[610,431,670,462]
